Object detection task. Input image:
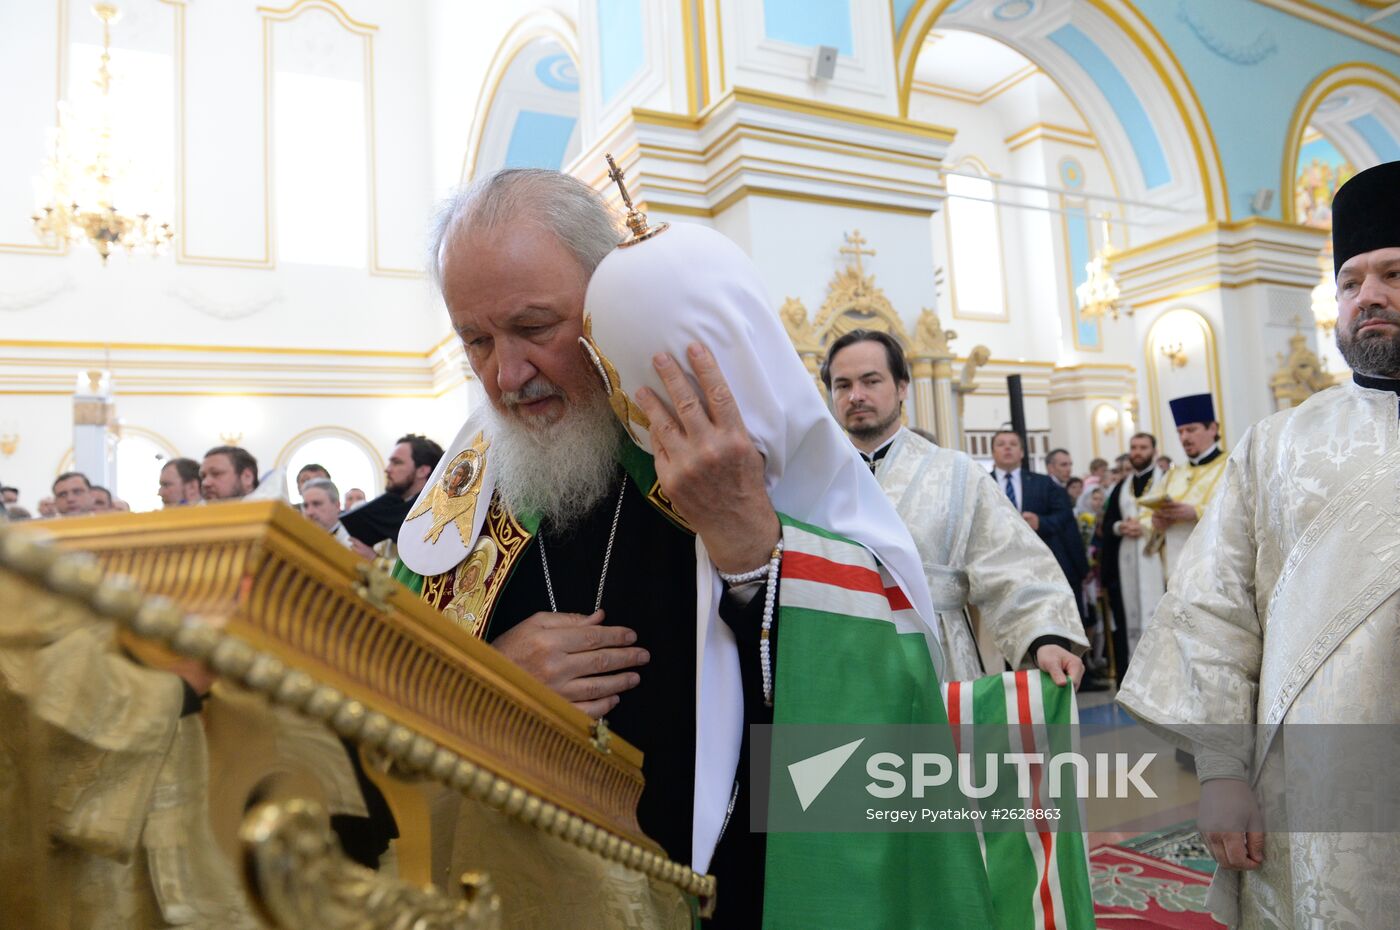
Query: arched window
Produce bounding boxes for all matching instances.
[114,429,180,513]
[944,159,1007,320]
[468,35,580,180]
[278,429,383,506]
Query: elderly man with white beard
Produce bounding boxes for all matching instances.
[392,167,1005,927]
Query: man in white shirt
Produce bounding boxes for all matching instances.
[300,477,353,548]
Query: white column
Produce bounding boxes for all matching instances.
[73,370,116,488]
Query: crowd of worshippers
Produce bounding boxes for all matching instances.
[821,327,1223,693]
[0,433,446,562]
[0,335,1201,690]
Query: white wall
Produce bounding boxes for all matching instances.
[0,0,466,512]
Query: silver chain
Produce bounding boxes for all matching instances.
[538,478,627,614]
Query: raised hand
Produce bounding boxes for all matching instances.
[634,342,781,574]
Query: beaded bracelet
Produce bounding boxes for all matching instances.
[758,538,783,707]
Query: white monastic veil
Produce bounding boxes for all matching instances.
[583,221,941,872]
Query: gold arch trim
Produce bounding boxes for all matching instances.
[1143,306,1224,445]
[257,0,376,33]
[272,423,387,493]
[1279,63,1400,225]
[893,0,1228,222]
[118,424,182,459]
[459,11,581,182]
[1090,402,1124,460]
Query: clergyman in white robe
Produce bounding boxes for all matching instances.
[1118,376,1400,928]
[875,428,1088,680]
[1105,464,1166,658]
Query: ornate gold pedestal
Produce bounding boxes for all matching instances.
[0,504,708,929]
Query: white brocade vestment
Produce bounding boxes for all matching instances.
[1118,380,1400,929]
[876,429,1087,680]
[1114,467,1166,654]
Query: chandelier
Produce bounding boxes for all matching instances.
[31,2,173,263]
[1076,216,1126,321]
[1309,241,1337,336]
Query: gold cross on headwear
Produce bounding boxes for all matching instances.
[840,230,876,275]
[604,153,669,248]
[606,155,634,211]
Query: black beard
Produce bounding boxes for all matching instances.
[846,405,902,443]
[1128,454,1155,471]
[1337,308,1400,377]
[385,476,412,497]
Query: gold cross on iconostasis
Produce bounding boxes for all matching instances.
[840,230,876,275]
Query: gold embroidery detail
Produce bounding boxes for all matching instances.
[408,431,489,544]
[646,480,693,534]
[422,493,532,639]
[443,538,500,638]
[579,317,650,443]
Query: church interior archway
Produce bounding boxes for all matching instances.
[463,23,581,182]
[276,426,384,505]
[899,0,1222,227]
[1283,65,1400,228]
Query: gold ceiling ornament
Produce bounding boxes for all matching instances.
[1309,240,1338,336]
[1075,215,1126,321]
[31,2,174,264]
[604,153,668,247]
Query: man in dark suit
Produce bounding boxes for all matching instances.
[989,430,1088,610]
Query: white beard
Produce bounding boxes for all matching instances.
[485,387,623,533]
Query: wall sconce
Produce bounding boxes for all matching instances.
[0,433,17,457]
[219,431,244,447]
[1310,242,1337,336]
[77,368,112,396]
[1100,413,1120,436]
[1160,341,1188,369]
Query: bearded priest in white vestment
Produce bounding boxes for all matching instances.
[1118,160,1400,929]
[820,330,1088,684]
[1098,430,1166,675]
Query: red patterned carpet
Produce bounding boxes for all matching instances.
[1090,846,1225,929]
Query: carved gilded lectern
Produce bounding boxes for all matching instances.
[0,503,708,929]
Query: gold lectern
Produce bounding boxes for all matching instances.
[0,503,709,929]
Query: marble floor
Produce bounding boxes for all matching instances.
[1078,686,1201,849]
